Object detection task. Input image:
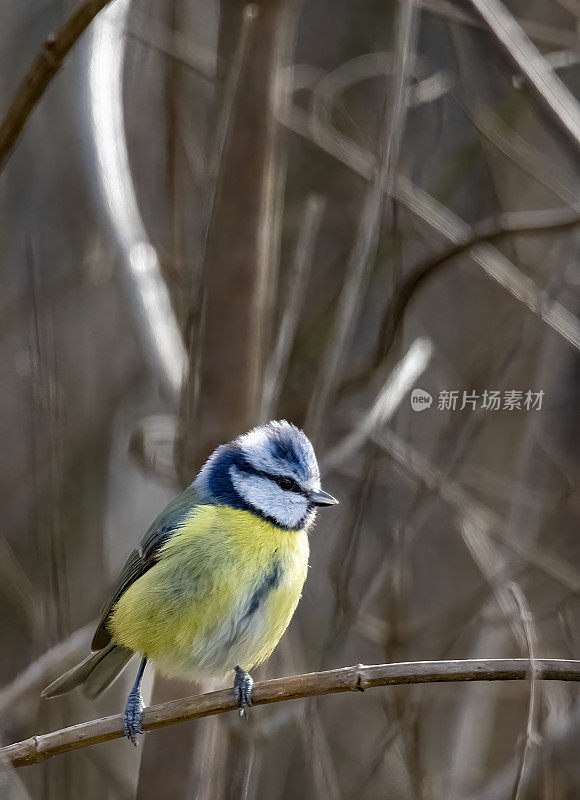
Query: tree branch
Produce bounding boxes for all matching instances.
[0,623,93,714]
[414,0,579,49]
[374,206,580,365]
[2,659,579,768]
[0,0,114,172]
[465,0,580,151]
[335,207,580,399]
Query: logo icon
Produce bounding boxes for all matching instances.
[411,388,433,411]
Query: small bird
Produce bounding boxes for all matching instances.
[42,420,338,744]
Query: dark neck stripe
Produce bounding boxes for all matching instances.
[244,503,306,532]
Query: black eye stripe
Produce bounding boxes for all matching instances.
[234,459,308,497]
[253,469,304,495]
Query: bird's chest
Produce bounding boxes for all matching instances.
[195,523,309,674]
[141,509,309,677]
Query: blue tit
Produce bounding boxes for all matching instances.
[42,420,338,744]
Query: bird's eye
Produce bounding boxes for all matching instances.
[277,476,295,491]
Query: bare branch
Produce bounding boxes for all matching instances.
[305,0,418,440]
[123,20,216,83]
[278,80,580,356]
[447,33,579,208]
[466,0,580,150]
[507,584,542,800]
[323,337,433,468]
[512,49,580,89]
[459,515,520,642]
[0,537,40,633]
[0,0,114,172]
[90,1,187,404]
[372,428,580,592]
[415,0,580,49]
[471,244,580,350]
[371,207,580,371]
[0,624,94,715]
[260,194,326,421]
[2,659,579,768]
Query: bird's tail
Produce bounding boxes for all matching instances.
[42,644,134,700]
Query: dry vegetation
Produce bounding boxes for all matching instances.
[1,0,579,798]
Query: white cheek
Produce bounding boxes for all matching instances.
[230,468,309,528]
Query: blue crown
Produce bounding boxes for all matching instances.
[235,420,319,484]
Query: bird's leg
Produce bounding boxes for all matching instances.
[124,657,147,746]
[234,665,253,717]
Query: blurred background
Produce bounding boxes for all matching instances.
[1,0,580,797]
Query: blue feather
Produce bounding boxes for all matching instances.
[194,420,321,530]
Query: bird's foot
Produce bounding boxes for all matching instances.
[234,665,253,718]
[124,686,145,746]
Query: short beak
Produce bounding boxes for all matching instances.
[309,489,339,507]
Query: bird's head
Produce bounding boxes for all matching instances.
[194,420,338,530]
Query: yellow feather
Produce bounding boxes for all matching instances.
[108,505,309,678]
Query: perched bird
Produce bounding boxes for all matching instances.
[42,420,338,744]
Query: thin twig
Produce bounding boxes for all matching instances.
[507,584,541,800]
[452,100,578,208]
[447,20,579,219]
[323,337,433,468]
[278,83,580,357]
[471,243,580,350]
[280,632,341,799]
[310,53,451,126]
[415,0,580,49]
[0,623,94,715]
[466,0,580,150]
[459,516,520,643]
[512,49,580,89]
[475,690,580,800]
[371,207,580,371]
[260,194,326,420]
[0,537,40,633]
[372,428,580,592]
[278,72,469,241]
[123,21,216,82]
[2,659,579,768]
[305,0,418,440]
[298,704,342,800]
[0,0,114,172]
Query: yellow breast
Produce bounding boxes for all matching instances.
[109,505,309,677]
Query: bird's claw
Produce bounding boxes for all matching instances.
[234,665,253,717]
[124,686,144,746]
